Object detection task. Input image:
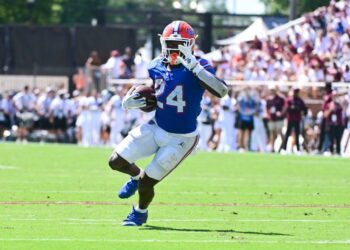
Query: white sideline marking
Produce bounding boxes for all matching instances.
[1,218,227,223]
[0,165,18,170]
[238,219,350,223]
[0,190,340,197]
[0,238,349,244]
[2,217,350,223]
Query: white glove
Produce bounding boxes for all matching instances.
[177,44,203,75]
[122,87,147,110]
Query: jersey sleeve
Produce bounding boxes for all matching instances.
[198,58,215,75]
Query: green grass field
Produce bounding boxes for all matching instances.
[0,143,349,250]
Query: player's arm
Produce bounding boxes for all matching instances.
[177,45,228,98]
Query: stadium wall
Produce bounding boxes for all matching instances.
[0,25,136,76]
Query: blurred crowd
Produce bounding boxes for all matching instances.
[76,46,150,92]
[213,0,350,83]
[1,0,350,156]
[0,84,349,156]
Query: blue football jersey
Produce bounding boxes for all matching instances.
[148,56,215,134]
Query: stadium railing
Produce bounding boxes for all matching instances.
[107,78,350,89]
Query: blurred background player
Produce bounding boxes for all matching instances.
[107,20,228,226]
[280,86,308,154]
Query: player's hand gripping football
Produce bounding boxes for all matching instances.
[177,44,203,75]
[122,86,147,110]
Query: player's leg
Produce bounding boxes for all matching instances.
[138,174,159,209]
[108,152,141,176]
[123,133,199,226]
[108,122,158,198]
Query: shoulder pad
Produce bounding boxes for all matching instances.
[148,56,164,70]
[197,57,211,68]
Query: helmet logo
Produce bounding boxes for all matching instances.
[186,27,194,37]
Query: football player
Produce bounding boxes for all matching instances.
[108,21,228,226]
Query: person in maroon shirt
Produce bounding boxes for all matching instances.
[266,85,285,152]
[280,86,307,153]
[325,100,344,155]
[318,83,333,152]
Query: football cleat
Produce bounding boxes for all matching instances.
[118,177,139,199]
[122,206,148,226]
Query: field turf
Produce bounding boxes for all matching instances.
[0,143,349,250]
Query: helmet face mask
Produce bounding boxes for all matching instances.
[160,21,196,65]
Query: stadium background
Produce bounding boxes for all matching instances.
[1,1,350,249]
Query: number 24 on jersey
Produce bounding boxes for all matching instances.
[156,84,186,113]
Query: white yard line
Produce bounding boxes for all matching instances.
[0,165,18,170]
[0,238,349,244]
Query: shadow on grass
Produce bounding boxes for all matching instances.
[140,225,291,236]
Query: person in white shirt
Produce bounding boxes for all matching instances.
[197,93,213,151]
[76,95,91,147]
[86,90,103,146]
[101,50,123,79]
[49,90,69,142]
[36,88,55,130]
[0,94,7,139]
[13,85,37,142]
[251,94,268,152]
[134,52,149,79]
[107,88,125,147]
[217,92,237,152]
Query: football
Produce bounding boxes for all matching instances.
[133,85,157,112]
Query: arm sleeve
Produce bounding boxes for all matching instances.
[195,58,228,98]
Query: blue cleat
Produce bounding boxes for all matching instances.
[122,206,148,226]
[118,178,139,199]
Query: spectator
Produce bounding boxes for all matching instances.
[101,50,123,79]
[217,91,236,152]
[236,88,259,151]
[120,47,134,79]
[0,94,6,139]
[266,85,286,152]
[197,93,213,151]
[85,50,102,91]
[134,52,149,79]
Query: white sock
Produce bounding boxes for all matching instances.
[134,206,147,213]
[131,170,143,180]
